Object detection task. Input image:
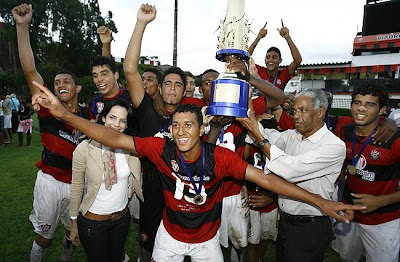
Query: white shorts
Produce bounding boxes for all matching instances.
[332,217,400,262]
[29,170,72,239]
[248,207,278,244]
[152,220,223,262]
[3,114,11,129]
[128,193,140,220]
[219,186,250,249]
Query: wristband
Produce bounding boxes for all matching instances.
[236,70,251,82]
[257,138,269,149]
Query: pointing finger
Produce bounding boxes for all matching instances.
[263,21,267,28]
[281,19,284,27]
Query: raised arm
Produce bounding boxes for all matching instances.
[31,81,136,153]
[278,20,302,76]
[12,4,44,95]
[123,4,156,107]
[249,21,267,56]
[227,57,285,109]
[97,25,113,57]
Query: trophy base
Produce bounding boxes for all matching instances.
[216,49,250,62]
[207,78,249,118]
[207,104,248,117]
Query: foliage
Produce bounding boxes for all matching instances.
[330,108,352,117]
[0,0,118,97]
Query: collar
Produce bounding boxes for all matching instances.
[296,124,328,144]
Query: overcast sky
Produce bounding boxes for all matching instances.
[98,0,366,75]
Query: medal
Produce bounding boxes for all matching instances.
[193,195,204,204]
[179,143,206,205]
[350,127,375,175]
[348,165,357,175]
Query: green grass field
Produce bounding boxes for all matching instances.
[0,113,344,261]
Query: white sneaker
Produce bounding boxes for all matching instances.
[122,253,130,262]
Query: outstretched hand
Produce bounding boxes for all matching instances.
[318,196,366,224]
[31,81,68,119]
[97,25,113,44]
[12,3,33,25]
[137,4,156,24]
[277,19,290,39]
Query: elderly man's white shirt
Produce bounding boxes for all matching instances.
[248,124,345,216]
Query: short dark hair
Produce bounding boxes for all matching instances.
[144,67,162,84]
[352,81,389,109]
[267,46,281,59]
[185,71,195,80]
[173,104,203,127]
[55,70,79,85]
[161,66,187,89]
[90,55,118,74]
[200,69,219,82]
[96,98,134,135]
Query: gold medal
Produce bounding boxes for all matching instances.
[193,195,204,204]
[348,165,357,175]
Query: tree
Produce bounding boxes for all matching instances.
[0,0,118,96]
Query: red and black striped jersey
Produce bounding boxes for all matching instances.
[134,137,248,243]
[255,66,292,89]
[36,106,88,183]
[341,124,400,225]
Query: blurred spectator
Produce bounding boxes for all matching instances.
[10,93,20,133]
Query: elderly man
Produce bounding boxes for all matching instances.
[238,89,347,261]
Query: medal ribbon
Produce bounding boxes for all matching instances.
[160,118,172,133]
[218,127,225,143]
[351,128,376,167]
[179,143,205,197]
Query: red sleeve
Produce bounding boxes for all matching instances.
[256,64,268,81]
[252,96,266,116]
[336,117,354,139]
[133,137,165,160]
[37,106,51,118]
[278,111,295,130]
[181,97,206,107]
[214,146,247,180]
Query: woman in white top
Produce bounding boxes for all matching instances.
[69,99,143,262]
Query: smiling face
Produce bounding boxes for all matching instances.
[53,73,80,102]
[102,105,128,133]
[351,94,386,133]
[292,96,325,138]
[282,93,295,111]
[200,71,219,105]
[264,50,282,73]
[92,65,119,98]
[161,73,185,107]
[171,111,204,159]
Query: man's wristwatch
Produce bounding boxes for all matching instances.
[257,138,269,149]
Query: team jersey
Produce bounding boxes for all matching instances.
[246,146,278,213]
[341,124,400,225]
[88,85,130,118]
[218,96,267,197]
[134,137,248,243]
[36,106,89,183]
[255,66,292,89]
[181,97,206,107]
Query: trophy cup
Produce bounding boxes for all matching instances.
[206,0,251,117]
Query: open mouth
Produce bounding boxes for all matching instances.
[59,89,68,94]
[178,137,188,145]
